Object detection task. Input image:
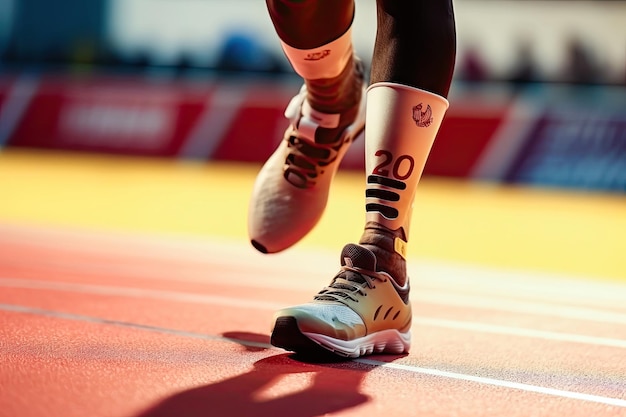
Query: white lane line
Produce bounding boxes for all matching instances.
[3,252,625,319]
[1,278,625,349]
[414,317,626,349]
[2,233,625,316]
[0,255,330,291]
[355,358,626,408]
[1,225,625,308]
[0,303,271,349]
[3,277,626,326]
[0,278,283,310]
[415,261,626,309]
[2,303,625,409]
[414,290,626,325]
[3,252,625,311]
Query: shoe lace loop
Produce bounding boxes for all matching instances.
[283,133,342,189]
[314,265,388,303]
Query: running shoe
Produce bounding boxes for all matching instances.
[270,243,412,358]
[248,61,367,254]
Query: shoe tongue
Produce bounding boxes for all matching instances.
[340,244,377,271]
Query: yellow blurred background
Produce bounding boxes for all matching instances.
[1,148,623,283]
[1,1,624,285]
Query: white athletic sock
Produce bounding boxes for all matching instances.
[280,26,353,80]
[364,82,449,254]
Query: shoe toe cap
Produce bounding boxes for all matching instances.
[273,303,366,340]
[248,180,327,253]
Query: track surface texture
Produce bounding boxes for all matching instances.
[0,149,625,417]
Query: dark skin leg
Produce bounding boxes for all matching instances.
[361,0,456,285]
[265,0,355,48]
[371,0,456,97]
[265,0,456,96]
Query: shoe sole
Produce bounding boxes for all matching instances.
[271,316,410,360]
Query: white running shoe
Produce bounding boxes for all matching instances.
[270,244,412,359]
[248,61,366,254]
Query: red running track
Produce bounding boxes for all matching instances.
[1,224,625,417]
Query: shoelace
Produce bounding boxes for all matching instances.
[283,133,343,189]
[282,57,365,190]
[314,265,389,303]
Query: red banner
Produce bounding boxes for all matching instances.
[5,74,513,179]
[10,76,204,156]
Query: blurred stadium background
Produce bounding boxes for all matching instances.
[0,0,624,280]
[1,0,624,188]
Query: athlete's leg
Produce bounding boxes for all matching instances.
[265,0,361,126]
[270,0,457,358]
[370,0,456,94]
[359,0,457,286]
[248,0,366,253]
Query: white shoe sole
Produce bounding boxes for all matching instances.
[304,329,411,358]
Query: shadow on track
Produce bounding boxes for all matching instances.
[135,331,384,417]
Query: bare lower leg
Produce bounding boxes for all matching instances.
[370,0,456,97]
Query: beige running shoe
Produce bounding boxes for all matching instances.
[248,61,366,254]
[270,244,412,359]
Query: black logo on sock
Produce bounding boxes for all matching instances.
[412,103,433,127]
[304,50,331,61]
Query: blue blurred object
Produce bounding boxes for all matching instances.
[215,31,285,73]
[8,0,107,64]
[505,86,626,192]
